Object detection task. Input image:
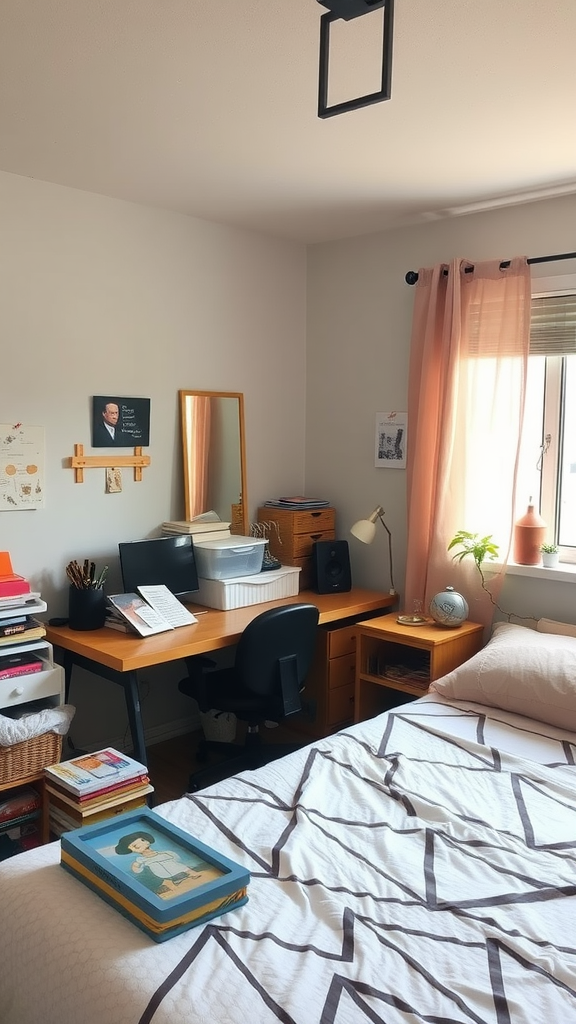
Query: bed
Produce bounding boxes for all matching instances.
[1,620,576,1023]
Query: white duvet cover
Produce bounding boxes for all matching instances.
[1,694,575,1024]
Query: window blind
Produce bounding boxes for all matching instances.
[530,293,576,355]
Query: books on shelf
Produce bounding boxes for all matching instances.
[0,619,45,647]
[0,651,44,680]
[0,615,32,636]
[106,586,197,636]
[45,747,149,797]
[0,595,47,617]
[60,808,250,942]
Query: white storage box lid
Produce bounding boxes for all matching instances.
[193,536,266,580]
[195,566,301,610]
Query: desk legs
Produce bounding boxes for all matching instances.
[123,671,147,766]
[61,650,148,766]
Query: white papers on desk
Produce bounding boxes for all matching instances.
[107,593,173,636]
[136,585,198,628]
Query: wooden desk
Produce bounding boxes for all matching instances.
[46,588,394,765]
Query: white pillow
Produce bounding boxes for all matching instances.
[431,621,576,730]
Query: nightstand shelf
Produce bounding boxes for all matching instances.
[354,617,484,723]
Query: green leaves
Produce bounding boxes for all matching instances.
[447,531,499,569]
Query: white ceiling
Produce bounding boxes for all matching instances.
[2,0,576,244]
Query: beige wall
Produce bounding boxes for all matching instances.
[306,193,576,623]
[3,169,575,752]
[0,170,307,749]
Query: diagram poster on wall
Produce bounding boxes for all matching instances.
[0,423,45,510]
[374,411,407,469]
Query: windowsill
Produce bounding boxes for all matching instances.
[494,561,576,584]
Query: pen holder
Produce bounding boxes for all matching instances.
[68,585,107,631]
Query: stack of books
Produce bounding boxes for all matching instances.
[262,495,330,510]
[162,517,231,543]
[0,551,31,599]
[0,590,49,681]
[60,808,250,942]
[45,747,154,837]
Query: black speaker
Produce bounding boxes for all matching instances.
[313,540,352,594]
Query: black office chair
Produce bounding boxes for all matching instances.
[178,603,320,791]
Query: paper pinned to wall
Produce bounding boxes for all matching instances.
[374,411,407,469]
[0,423,45,509]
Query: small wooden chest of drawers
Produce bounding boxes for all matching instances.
[292,621,357,738]
[256,506,336,590]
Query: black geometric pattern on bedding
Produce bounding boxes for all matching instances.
[138,706,576,1024]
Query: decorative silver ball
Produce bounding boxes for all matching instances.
[429,586,469,627]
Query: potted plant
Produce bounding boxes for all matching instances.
[447,531,502,612]
[447,530,538,624]
[541,542,559,568]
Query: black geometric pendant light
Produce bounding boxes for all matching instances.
[316,0,394,118]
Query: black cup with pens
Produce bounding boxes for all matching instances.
[67,559,109,631]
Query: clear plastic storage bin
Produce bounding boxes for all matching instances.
[193,536,266,580]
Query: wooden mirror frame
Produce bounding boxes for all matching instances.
[179,390,248,535]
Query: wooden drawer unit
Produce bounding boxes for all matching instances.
[257,506,336,590]
[293,614,396,739]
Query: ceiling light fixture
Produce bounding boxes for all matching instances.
[316,0,394,119]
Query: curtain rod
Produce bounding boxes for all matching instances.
[404,251,576,285]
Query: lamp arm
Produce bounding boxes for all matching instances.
[377,512,396,593]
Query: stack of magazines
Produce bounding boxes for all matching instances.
[59,808,250,941]
[262,495,330,510]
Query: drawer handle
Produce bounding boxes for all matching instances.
[310,533,322,541]
[310,512,322,518]
[13,686,24,696]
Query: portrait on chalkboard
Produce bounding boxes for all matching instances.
[92,396,151,448]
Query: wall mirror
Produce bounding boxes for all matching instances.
[179,390,248,535]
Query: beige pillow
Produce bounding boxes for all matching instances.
[537,617,576,638]
[431,621,576,731]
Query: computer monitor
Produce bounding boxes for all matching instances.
[118,535,199,598]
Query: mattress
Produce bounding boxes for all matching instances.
[0,693,575,1024]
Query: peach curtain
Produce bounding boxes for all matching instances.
[405,257,531,629]
[189,396,211,519]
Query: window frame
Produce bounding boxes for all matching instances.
[528,274,576,566]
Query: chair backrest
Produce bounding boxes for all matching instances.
[234,603,320,716]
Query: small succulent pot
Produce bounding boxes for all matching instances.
[541,550,559,568]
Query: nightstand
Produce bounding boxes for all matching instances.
[354,617,484,723]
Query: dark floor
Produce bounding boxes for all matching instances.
[146,721,309,805]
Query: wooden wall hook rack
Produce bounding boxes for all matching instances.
[66,444,151,483]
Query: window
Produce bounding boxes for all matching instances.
[516,283,576,565]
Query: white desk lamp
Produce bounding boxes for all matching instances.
[350,504,396,596]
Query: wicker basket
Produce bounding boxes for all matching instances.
[0,731,62,783]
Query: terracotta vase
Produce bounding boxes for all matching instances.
[513,501,546,565]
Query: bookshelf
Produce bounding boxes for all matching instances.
[0,596,65,855]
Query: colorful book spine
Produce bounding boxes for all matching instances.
[46,779,152,812]
[0,657,43,680]
[49,793,150,832]
[46,771,150,802]
[0,575,31,597]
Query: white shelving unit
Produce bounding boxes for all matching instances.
[0,596,65,851]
